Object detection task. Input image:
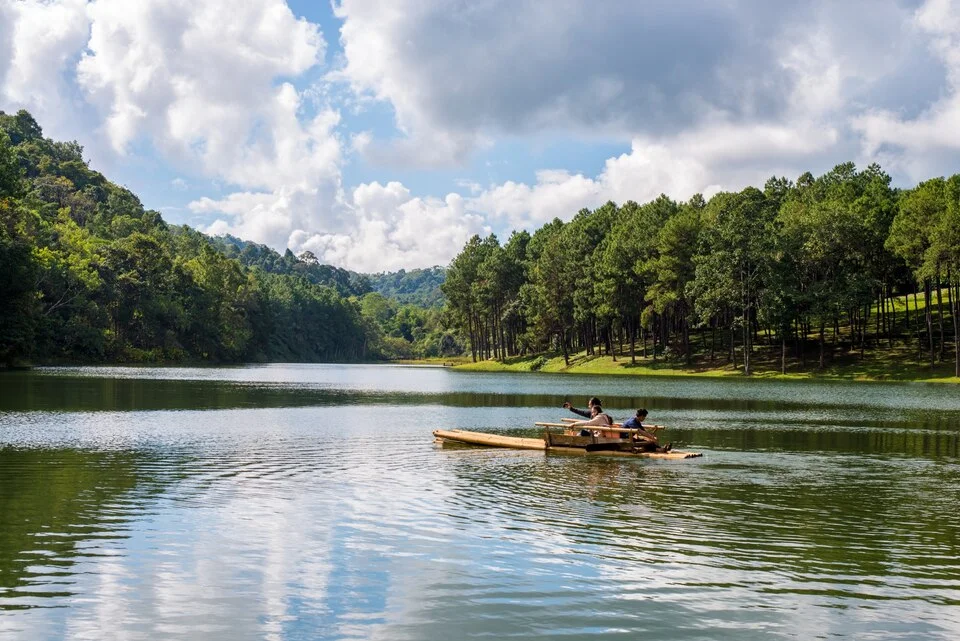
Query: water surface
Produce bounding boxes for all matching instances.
[1,365,958,640]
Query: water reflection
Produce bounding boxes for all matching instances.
[0,366,958,640]
[0,449,154,610]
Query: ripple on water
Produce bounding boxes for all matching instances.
[1,368,960,640]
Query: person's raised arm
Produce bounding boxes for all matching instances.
[563,401,592,419]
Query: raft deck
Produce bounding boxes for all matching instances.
[432,429,702,460]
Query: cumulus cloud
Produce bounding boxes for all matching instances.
[851,0,960,180]
[0,2,13,91]
[4,0,960,272]
[70,0,352,253]
[239,181,490,272]
[332,0,920,168]
[76,0,328,182]
[0,0,90,130]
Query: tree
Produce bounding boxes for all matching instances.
[0,132,21,198]
[690,188,775,374]
[0,200,39,365]
[645,201,701,362]
[888,178,945,369]
[528,228,577,364]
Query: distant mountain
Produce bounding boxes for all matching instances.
[210,235,372,298]
[365,267,446,307]
[210,236,446,307]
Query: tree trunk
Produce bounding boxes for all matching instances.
[781,331,787,375]
[952,271,959,378]
[469,312,477,362]
[925,279,935,369]
[799,317,807,367]
[729,322,735,366]
[936,267,945,363]
[652,317,658,362]
[861,303,867,357]
[876,289,882,344]
[561,327,569,366]
[914,289,922,365]
[743,301,751,375]
[886,285,893,348]
[904,285,911,340]
[710,323,716,362]
[502,319,509,358]
[818,321,826,370]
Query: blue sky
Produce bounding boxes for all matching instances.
[2,0,960,271]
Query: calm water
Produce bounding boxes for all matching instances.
[1,365,959,640]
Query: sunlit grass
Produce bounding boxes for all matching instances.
[416,287,960,382]
[451,347,959,383]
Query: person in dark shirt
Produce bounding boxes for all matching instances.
[622,409,671,452]
[563,397,602,419]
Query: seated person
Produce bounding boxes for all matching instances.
[622,409,671,452]
[570,404,613,436]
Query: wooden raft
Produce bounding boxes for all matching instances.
[433,429,546,450]
[432,429,702,460]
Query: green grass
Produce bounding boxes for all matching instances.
[390,356,473,366]
[416,288,960,383]
[454,351,959,383]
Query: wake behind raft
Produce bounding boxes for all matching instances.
[433,421,703,460]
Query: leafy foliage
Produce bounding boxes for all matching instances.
[365,267,446,307]
[0,110,382,365]
[443,163,959,376]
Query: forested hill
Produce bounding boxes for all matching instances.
[366,267,446,307]
[0,109,444,366]
[210,235,372,298]
[441,166,960,377]
[207,235,447,307]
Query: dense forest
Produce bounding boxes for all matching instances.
[442,164,960,377]
[0,110,458,366]
[365,267,446,307]
[4,108,959,376]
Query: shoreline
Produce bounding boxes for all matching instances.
[432,353,960,384]
[6,355,958,384]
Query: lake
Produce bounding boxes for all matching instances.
[1,364,959,640]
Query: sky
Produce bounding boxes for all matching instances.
[2,0,960,272]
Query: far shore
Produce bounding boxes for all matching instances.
[396,351,960,384]
[5,353,957,384]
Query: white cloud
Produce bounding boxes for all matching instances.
[0,2,13,91]
[222,180,491,272]
[4,0,960,273]
[852,0,960,180]
[71,0,350,255]
[0,0,90,131]
[468,121,840,233]
[331,0,916,169]
[76,0,328,182]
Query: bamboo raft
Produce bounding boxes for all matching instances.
[433,427,703,460]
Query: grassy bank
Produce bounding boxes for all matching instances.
[450,349,960,383]
[390,356,474,367]
[446,287,960,383]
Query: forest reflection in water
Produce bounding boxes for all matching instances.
[1,365,959,640]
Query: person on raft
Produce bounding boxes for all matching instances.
[622,409,671,452]
[567,402,614,436]
[563,397,602,419]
